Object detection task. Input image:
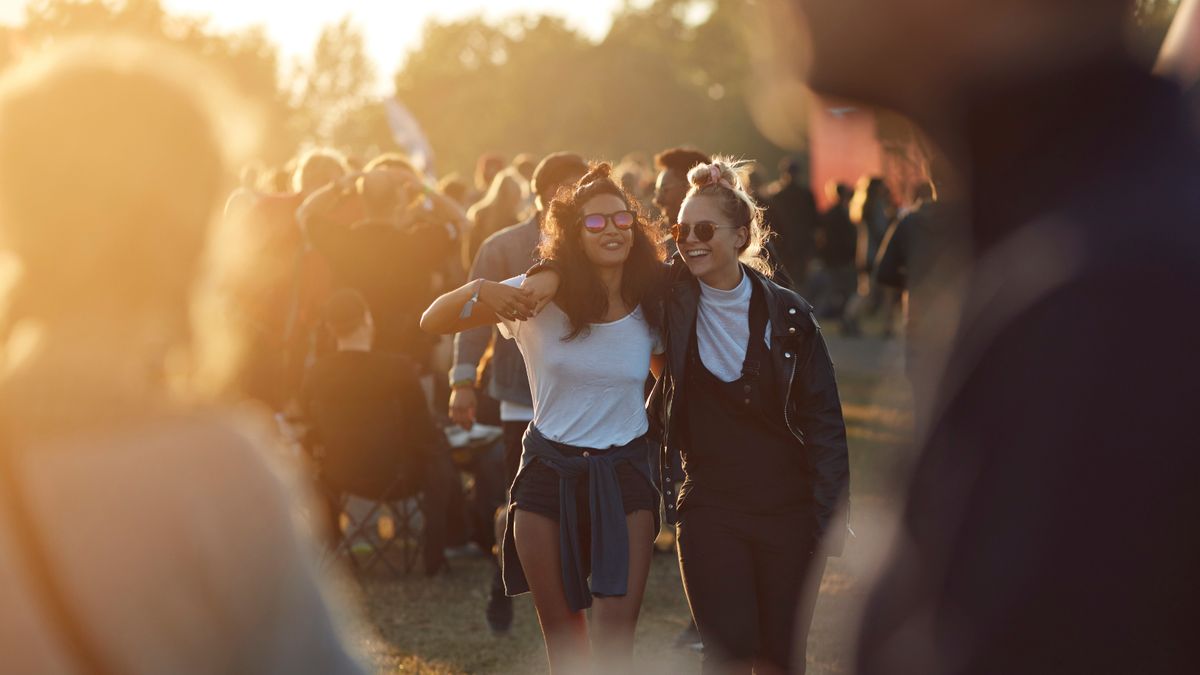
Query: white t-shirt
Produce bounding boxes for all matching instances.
[499,401,534,423]
[498,275,662,448]
[697,270,772,383]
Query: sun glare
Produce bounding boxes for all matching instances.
[148,0,642,91]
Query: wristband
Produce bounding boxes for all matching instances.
[459,278,484,319]
[450,379,475,389]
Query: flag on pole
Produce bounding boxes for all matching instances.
[384,98,435,177]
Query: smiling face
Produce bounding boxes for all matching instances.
[578,193,635,269]
[677,193,747,285]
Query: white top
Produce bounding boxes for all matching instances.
[498,275,662,448]
[696,270,772,383]
[499,401,535,423]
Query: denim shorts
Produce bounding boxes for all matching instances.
[511,458,659,521]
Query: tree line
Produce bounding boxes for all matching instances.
[0,0,1182,180]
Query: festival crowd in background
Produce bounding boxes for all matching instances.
[2,0,1199,673]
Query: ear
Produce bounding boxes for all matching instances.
[736,225,749,249]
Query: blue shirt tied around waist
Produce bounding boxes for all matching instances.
[501,425,660,612]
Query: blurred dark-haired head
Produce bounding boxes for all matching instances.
[361,170,417,222]
[531,152,589,211]
[294,149,347,196]
[654,147,712,222]
[827,181,854,205]
[539,162,665,340]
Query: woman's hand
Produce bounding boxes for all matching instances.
[479,280,536,321]
[520,270,560,316]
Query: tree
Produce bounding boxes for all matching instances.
[387,0,789,180]
[292,16,375,144]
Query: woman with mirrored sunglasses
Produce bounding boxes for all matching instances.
[420,163,666,674]
[527,158,850,674]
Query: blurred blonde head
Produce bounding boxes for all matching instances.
[683,157,773,276]
[0,36,261,404]
[469,168,525,222]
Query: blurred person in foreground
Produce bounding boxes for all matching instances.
[448,152,589,634]
[769,0,1200,672]
[0,38,363,674]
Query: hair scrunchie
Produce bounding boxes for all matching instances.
[706,164,736,191]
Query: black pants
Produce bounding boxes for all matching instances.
[677,506,825,674]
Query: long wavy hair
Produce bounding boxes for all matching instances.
[539,162,665,340]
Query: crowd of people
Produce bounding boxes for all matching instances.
[2,0,1198,673]
[225,133,873,673]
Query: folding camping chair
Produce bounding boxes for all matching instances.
[300,352,449,578]
[330,474,425,576]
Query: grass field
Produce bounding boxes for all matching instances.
[339,333,914,674]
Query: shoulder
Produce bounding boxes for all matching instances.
[24,406,313,568]
[662,254,691,283]
[479,218,538,254]
[748,267,817,331]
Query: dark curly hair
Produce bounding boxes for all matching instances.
[539,162,665,340]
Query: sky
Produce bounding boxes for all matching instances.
[0,1,647,90]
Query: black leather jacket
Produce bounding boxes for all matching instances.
[648,257,851,555]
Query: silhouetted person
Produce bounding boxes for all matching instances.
[774,0,1200,672]
[298,167,457,368]
[811,182,860,333]
[301,290,451,575]
[764,156,819,283]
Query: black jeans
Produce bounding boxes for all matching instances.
[677,506,825,674]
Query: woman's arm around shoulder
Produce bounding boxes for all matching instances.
[420,276,541,335]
